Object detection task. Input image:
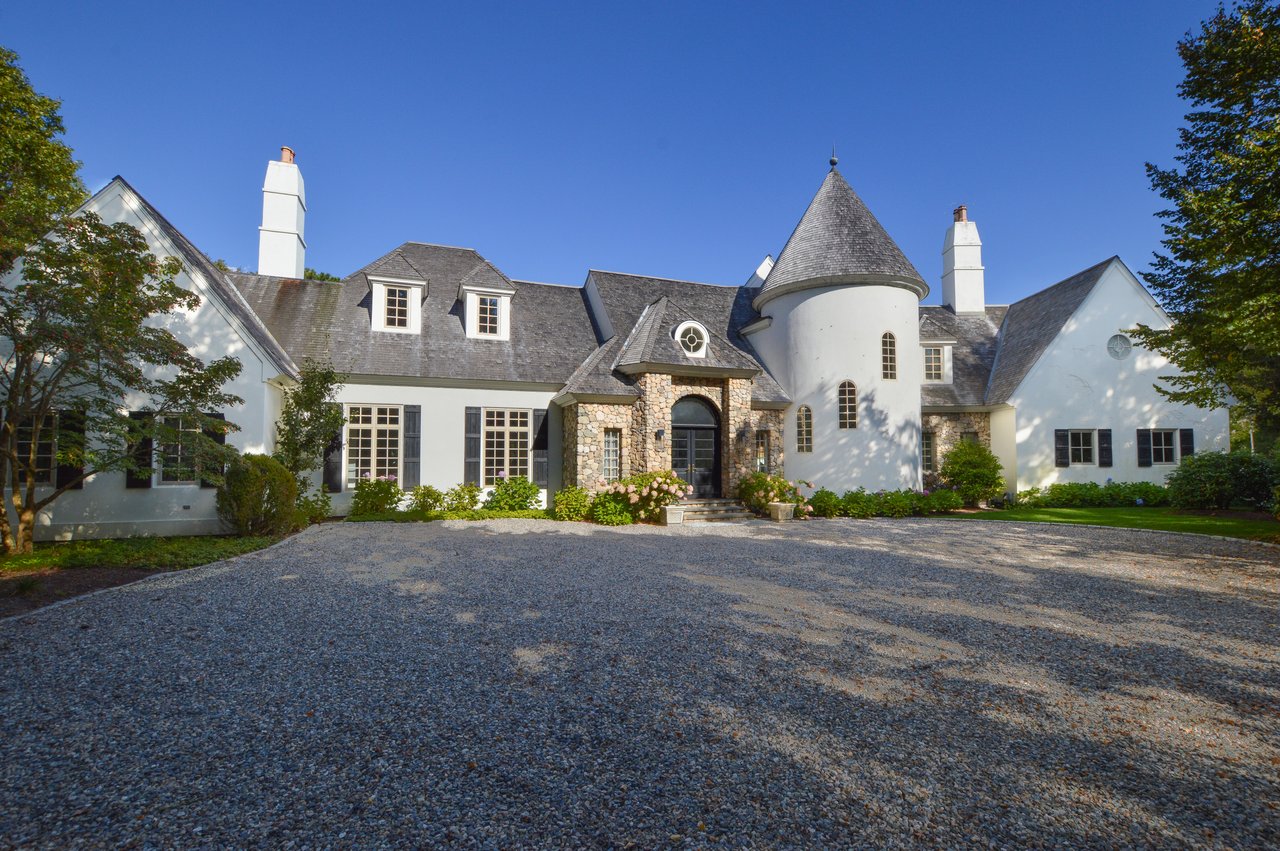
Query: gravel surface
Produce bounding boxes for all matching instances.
[1,518,1277,849]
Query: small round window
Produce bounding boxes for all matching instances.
[1107,333,1132,360]
[673,321,708,358]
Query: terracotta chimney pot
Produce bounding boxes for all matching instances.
[953,204,968,223]
[281,146,295,164]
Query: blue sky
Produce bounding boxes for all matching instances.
[5,1,1216,305]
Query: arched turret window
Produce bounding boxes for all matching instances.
[796,406,813,453]
[881,333,897,379]
[838,381,857,429]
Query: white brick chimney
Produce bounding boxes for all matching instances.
[941,204,984,313]
[257,146,306,278]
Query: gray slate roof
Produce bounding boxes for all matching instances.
[918,306,1008,407]
[757,168,925,306]
[985,257,1116,404]
[230,242,597,385]
[562,271,789,404]
[115,177,300,380]
[615,296,764,373]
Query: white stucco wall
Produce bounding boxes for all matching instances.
[329,380,563,512]
[1007,261,1228,490]
[750,284,923,491]
[22,181,287,541]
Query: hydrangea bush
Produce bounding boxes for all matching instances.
[598,470,692,522]
[443,482,482,512]
[552,485,593,521]
[350,475,402,516]
[736,472,807,515]
[482,475,541,511]
[408,484,445,513]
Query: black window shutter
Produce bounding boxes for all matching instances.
[1054,429,1070,468]
[125,411,153,488]
[56,410,87,490]
[200,412,227,488]
[1136,429,1152,467]
[464,407,482,485]
[322,402,344,494]
[1179,428,1195,459]
[1097,429,1113,468]
[402,405,421,489]
[531,408,549,488]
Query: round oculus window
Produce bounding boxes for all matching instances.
[1107,334,1132,360]
[673,321,708,357]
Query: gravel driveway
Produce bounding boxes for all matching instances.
[1,519,1277,849]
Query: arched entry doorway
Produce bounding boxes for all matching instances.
[671,395,720,498]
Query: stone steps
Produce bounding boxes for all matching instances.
[677,498,756,523]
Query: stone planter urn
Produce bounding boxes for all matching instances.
[663,505,685,526]
[767,501,795,521]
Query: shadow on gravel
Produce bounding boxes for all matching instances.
[0,520,1275,848]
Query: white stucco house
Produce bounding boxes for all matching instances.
[14,148,1227,539]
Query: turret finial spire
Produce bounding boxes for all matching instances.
[829,146,838,169]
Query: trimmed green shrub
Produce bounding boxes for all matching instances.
[217,453,298,536]
[350,475,402,516]
[590,491,634,526]
[875,489,916,518]
[482,475,541,511]
[1166,451,1279,509]
[939,441,1005,507]
[443,482,482,512]
[923,488,963,513]
[808,488,841,518]
[737,472,806,515]
[840,488,877,518]
[1016,481,1170,508]
[295,486,332,527]
[553,485,593,521]
[408,484,445,513]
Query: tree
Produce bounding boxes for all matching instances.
[272,358,346,495]
[1133,1,1280,431]
[938,440,1005,507]
[304,267,342,282]
[0,212,245,553]
[0,47,85,277]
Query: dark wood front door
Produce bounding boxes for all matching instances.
[672,427,718,497]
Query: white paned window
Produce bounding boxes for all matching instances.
[159,416,200,484]
[603,428,621,482]
[477,296,500,336]
[346,405,401,487]
[755,430,770,473]
[796,406,813,453]
[838,381,857,429]
[484,409,530,485]
[15,415,55,484]
[1069,430,1094,464]
[922,432,936,472]
[1152,429,1177,464]
[924,347,943,381]
[384,286,409,329]
[882,333,897,379]
[672,321,708,358]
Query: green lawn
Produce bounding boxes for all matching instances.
[0,535,278,574]
[944,507,1280,544]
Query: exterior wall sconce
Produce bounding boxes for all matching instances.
[655,428,665,441]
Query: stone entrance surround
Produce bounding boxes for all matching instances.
[563,373,784,496]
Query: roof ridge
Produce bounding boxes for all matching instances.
[589,269,733,288]
[1004,256,1118,309]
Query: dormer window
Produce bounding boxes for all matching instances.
[921,343,954,383]
[477,295,500,336]
[370,276,424,334]
[673,320,708,358]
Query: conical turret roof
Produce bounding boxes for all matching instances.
[754,168,926,309]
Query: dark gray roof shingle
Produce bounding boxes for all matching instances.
[230,242,597,385]
[581,271,789,405]
[114,177,299,379]
[757,168,925,307]
[984,257,1116,404]
[918,306,1008,407]
[615,296,764,374]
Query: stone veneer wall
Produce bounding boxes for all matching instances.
[562,402,635,492]
[921,412,992,469]
[563,376,787,497]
